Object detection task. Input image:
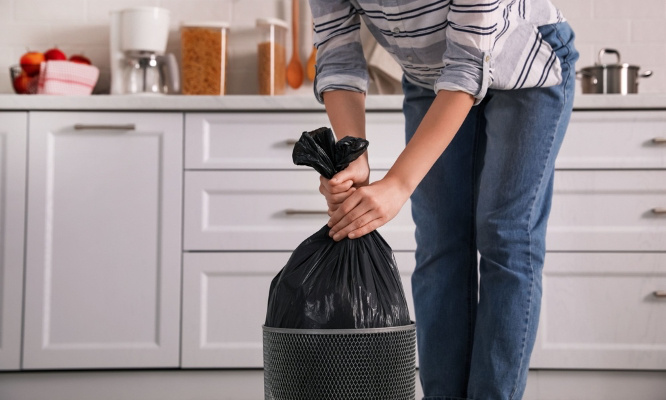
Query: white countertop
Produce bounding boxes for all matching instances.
[0,93,665,111]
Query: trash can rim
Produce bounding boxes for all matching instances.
[262,322,415,335]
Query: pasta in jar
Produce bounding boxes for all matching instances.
[181,22,229,95]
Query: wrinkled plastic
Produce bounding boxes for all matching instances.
[265,127,411,329]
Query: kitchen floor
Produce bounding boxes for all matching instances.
[2,370,666,399]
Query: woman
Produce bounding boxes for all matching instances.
[310,1,578,399]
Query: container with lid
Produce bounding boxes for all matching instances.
[256,18,288,95]
[181,21,229,95]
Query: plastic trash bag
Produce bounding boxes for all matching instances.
[264,127,411,329]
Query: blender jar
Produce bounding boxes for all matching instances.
[181,22,229,95]
[256,18,288,95]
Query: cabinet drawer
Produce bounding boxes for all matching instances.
[183,170,416,251]
[547,171,666,251]
[556,111,666,169]
[531,253,666,370]
[185,112,405,170]
[181,252,416,368]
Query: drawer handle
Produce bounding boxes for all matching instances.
[654,291,666,298]
[652,208,666,215]
[652,137,666,144]
[74,124,136,131]
[284,209,329,216]
[284,139,298,146]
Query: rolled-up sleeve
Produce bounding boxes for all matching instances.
[435,0,502,104]
[309,0,368,103]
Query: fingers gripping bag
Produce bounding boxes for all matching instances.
[264,127,411,329]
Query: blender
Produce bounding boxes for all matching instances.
[110,7,180,95]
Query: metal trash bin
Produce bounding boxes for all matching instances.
[263,324,416,400]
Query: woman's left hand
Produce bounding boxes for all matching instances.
[327,176,411,241]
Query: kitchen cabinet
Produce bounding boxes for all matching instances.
[531,111,666,370]
[22,112,183,369]
[531,253,666,369]
[0,97,662,372]
[181,250,417,369]
[182,109,666,370]
[1,96,665,398]
[181,252,290,368]
[183,170,416,251]
[180,112,416,368]
[0,112,28,370]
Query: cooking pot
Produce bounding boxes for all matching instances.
[577,48,652,94]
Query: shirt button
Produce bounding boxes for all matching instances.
[407,56,413,62]
[485,55,491,62]
[392,27,400,34]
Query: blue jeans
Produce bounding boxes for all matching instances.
[405,22,578,400]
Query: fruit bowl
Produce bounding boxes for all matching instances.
[10,65,38,94]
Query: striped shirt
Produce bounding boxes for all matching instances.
[310,0,565,104]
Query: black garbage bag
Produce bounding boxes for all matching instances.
[264,127,411,329]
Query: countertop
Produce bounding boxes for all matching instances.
[0,93,665,111]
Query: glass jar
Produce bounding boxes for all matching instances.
[256,18,288,95]
[180,22,229,95]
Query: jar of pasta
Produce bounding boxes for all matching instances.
[180,22,229,95]
[256,18,288,95]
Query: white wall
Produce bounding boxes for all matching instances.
[0,0,664,95]
[557,0,666,94]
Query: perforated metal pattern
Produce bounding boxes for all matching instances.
[263,324,416,400]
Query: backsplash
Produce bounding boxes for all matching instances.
[0,0,664,95]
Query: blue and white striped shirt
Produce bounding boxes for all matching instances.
[310,0,565,104]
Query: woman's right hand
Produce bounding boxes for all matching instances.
[320,155,370,214]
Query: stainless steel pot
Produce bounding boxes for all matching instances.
[577,48,652,94]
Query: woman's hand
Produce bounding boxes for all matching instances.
[327,175,411,241]
[319,155,370,214]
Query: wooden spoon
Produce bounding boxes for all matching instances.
[306,45,317,82]
[286,0,304,89]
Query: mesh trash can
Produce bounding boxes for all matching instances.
[263,324,416,400]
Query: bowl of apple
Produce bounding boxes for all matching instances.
[10,47,95,95]
[10,65,38,94]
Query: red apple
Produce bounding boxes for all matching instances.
[12,72,31,94]
[44,47,67,61]
[20,51,45,76]
[69,54,91,65]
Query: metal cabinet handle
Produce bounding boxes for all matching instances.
[652,208,666,215]
[654,291,666,298]
[74,124,136,131]
[652,137,666,144]
[284,209,328,215]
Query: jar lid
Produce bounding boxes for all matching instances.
[182,21,230,29]
[256,17,288,29]
[119,6,170,14]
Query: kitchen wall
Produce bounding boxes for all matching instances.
[0,0,664,95]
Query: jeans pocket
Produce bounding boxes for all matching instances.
[539,22,579,65]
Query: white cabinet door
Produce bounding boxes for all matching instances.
[181,252,289,368]
[0,112,27,370]
[181,252,417,368]
[531,253,666,370]
[23,112,183,369]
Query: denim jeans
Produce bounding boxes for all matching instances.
[405,22,578,400]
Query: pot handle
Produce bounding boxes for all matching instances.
[640,70,653,79]
[597,48,621,65]
[576,70,598,85]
